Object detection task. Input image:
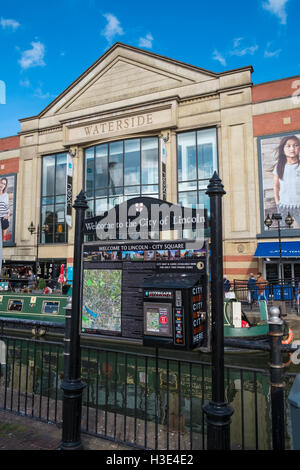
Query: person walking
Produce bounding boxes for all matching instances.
[223,276,232,298]
[247,273,256,305]
[27,269,35,292]
[257,272,268,301]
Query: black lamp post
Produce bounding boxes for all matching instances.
[28,222,49,275]
[264,212,293,300]
[203,172,234,449]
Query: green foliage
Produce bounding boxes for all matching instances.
[37,278,47,289]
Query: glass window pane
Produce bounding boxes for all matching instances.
[42,155,55,196]
[56,153,67,195]
[109,186,123,195]
[42,205,54,243]
[124,186,140,195]
[86,199,94,219]
[141,137,158,185]
[56,195,66,204]
[55,225,66,243]
[95,188,107,197]
[95,144,108,189]
[124,139,140,186]
[85,147,94,196]
[198,190,210,217]
[109,141,123,191]
[55,204,65,223]
[197,128,217,179]
[142,185,158,194]
[178,181,197,192]
[95,198,108,215]
[177,132,196,182]
[178,191,197,208]
[41,196,54,205]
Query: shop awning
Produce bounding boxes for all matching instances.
[254,241,300,258]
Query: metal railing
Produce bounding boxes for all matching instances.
[233,278,300,311]
[0,320,296,450]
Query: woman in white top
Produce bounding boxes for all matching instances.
[0,177,10,239]
[273,135,300,226]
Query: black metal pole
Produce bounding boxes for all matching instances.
[268,306,285,450]
[277,219,284,302]
[36,225,40,276]
[203,172,233,450]
[59,190,88,450]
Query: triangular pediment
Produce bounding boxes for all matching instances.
[39,43,218,118]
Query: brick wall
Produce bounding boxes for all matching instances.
[252,76,300,103]
[0,135,20,151]
[252,75,300,136]
[0,157,19,174]
[253,108,300,136]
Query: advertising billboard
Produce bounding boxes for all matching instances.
[258,132,300,231]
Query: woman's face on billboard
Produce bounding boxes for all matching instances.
[283,138,300,160]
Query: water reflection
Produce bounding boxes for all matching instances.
[0,339,296,450]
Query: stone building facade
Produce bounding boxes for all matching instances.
[0,43,299,283]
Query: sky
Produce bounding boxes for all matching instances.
[0,0,299,138]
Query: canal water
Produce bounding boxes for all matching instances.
[0,335,298,450]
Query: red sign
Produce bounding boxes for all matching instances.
[160,315,168,325]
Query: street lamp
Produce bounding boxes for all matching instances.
[28,222,49,275]
[264,212,294,301]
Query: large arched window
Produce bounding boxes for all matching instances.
[84,137,159,219]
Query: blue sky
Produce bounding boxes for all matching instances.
[0,0,299,138]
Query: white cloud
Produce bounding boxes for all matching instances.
[138,33,153,49]
[19,41,46,70]
[212,49,226,66]
[262,0,289,24]
[233,37,243,48]
[264,47,282,58]
[20,79,31,87]
[34,87,50,99]
[230,44,258,56]
[0,17,20,31]
[101,13,124,44]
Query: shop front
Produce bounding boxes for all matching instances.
[254,241,300,281]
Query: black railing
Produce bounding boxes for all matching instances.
[233,278,300,311]
[0,321,297,450]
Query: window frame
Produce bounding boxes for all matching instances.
[84,136,160,219]
[40,152,68,244]
[176,127,218,210]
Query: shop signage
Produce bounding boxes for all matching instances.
[83,113,153,137]
[63,102,177,146]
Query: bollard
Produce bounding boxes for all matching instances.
[58,191,88,450]
[268,306,285,450]
[203,172,233,449]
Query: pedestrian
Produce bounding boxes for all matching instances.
[257,272,268,301]
[247,273,256,304]
[27,269,35,292]
[223,276,231,298]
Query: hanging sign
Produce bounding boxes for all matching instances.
[160,137,167,201]
[66,152,73,227]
